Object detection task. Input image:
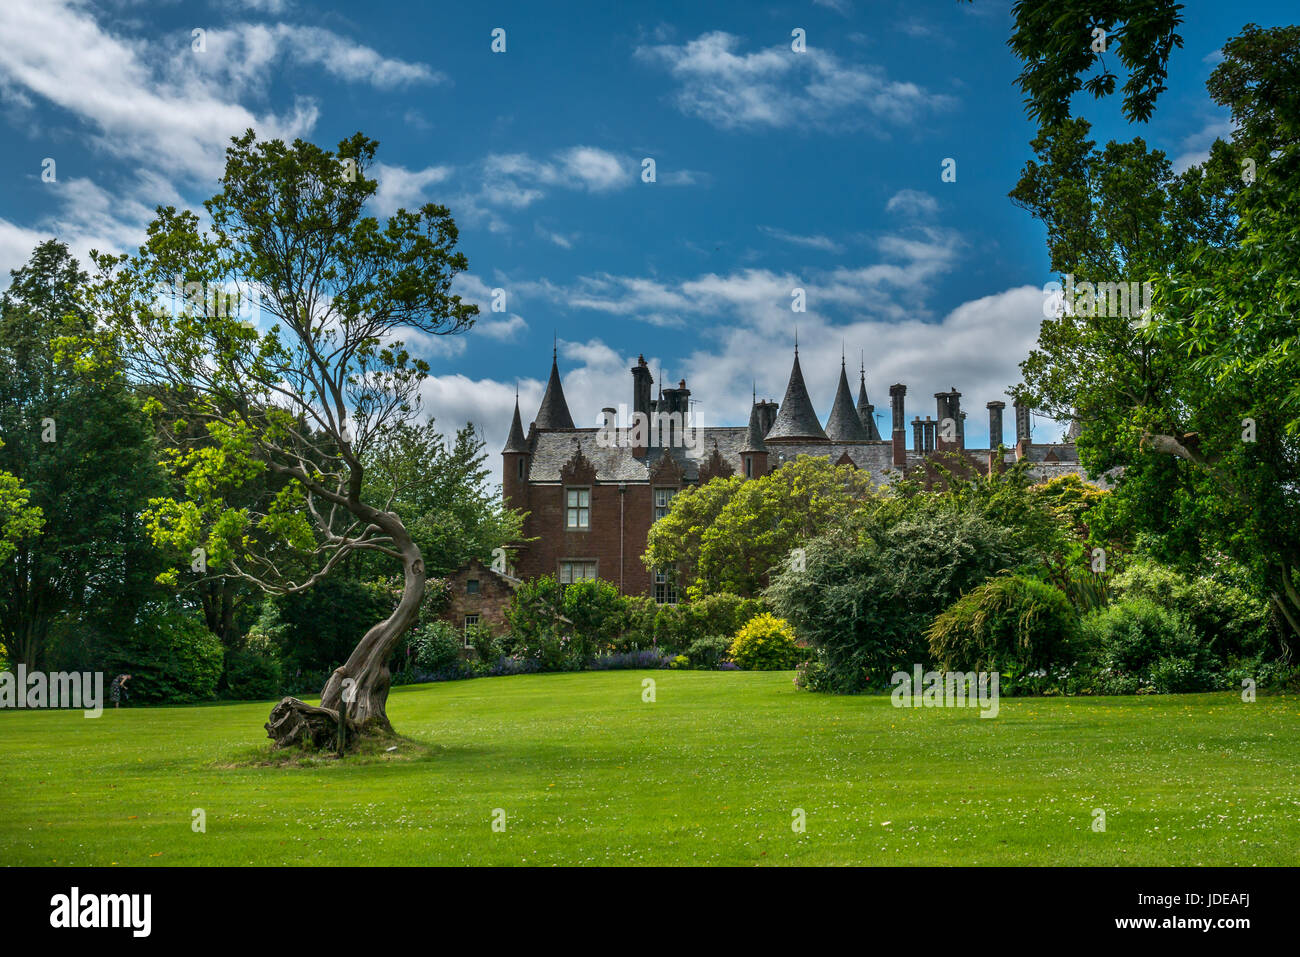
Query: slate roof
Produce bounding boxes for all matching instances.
[765,352,828,441]
[503,396,529,453]
[856,372,883,440]
[765,441,899,485]
[524,427,1100,489]
[741,402,767,452]
[534,354,575,430]
[824,361,871,442]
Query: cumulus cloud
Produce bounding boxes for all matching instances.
[0,1,446,275]
[885,189,939,218]
[635,30,955,131]
[371,162,454,217]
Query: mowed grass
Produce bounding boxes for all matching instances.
[1,671,1298,866]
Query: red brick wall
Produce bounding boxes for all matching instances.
[511,481,670,596]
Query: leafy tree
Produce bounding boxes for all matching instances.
[360,417,524,578]
[0,240,166,669]
[1005,0,1185,128]
[1012,26,1300,645]
[87,130,477,743]
[0,443,42,571]
[645,456,876,599]
[641,475,742,598]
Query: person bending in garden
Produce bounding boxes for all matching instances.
[110,674,132,709]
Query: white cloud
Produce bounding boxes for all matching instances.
[475,314,528,340]
[0,2,320,185]
[190,24,443,93]
[480,146,633,208]
[428,282,1056,488]
[371,162,453,216]
[885,188,939,217]
[758,226,843,253]
[1171,116,1234,172]
[535,223,578,248]
[0,1,443,275]
[635,30,955,131]
[814,0,853,15]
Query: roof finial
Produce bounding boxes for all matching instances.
[553,332,557,362]
[794,325,799,356]
[841,341,846,368]
[752,379,757,404]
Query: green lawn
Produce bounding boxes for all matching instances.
[2,670,1298,865]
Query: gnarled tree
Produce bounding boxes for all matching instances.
[88,130,476,744]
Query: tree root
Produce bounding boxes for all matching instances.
[265,696,353,750]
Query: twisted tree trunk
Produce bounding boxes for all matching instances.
[266,510,426,748]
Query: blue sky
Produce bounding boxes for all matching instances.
[1,0,1293,477]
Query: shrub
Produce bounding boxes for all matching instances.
[507,622,583,672]
[794,656,830,691]
[926,575,1079,676]
[464,622,502,664]
[264,577,398,674]
[728,613,802,670]
[561,577,630,658]
[102,604,224,703]
[686,634,732,670]
[221,641,283,700]
[1111,559,1273,660]
[1079,598,1212,694]
[768,507,1034,692]
[670,654,691,669]
[409,620,465,674]
[619,596,660,650]
[649,594,766,655]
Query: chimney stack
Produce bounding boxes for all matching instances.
[987,400,1006,448]
[631,355,653,421]
[1013,398,1031,460]
[934,389,963,451]
[889,383,907,466]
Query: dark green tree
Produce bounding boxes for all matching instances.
[0,240,166,668]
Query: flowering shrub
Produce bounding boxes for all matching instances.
[588,649,672,670]
[727,613,803,671]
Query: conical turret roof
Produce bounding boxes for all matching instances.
[503,393,529,452]
[765,351,828,441]
[856,369,882,440]
[741,400,767,452]
[825,359,871,442]
[534,351,575,430]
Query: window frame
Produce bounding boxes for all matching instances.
[559,559,598,585]
[653,566,679,605]
[653,486,677,522]
[565,486,591,530]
